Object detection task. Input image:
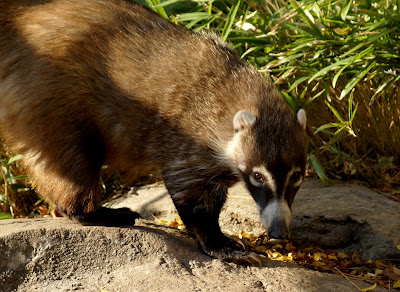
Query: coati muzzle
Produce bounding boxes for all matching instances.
[259,199,292,239]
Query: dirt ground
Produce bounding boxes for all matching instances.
[1,178,398,292]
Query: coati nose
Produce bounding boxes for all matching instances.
[268,219,289,239]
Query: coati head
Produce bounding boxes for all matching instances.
[227,107,308,239]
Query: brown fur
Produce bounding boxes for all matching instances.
[0,0,307,263]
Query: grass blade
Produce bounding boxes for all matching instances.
[0,212,13,220]
[7,154,23,165]
[308,46,374,84]
[288,0,323,39]
[144,0,169,19]
[326,102,344,123]
[369,74,400,105]
[314,123,341,134]
[175,12,210,22]
[309,154,330,183]
[281,91,297,111]
[339,61,376,99]
[341,0,352,21]
[221,0,241,42]
[153,0,184,7]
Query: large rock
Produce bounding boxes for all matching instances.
[291,179,400,261]
[1,178,398,291]
[0,218,385,292]
[111,178,400,261]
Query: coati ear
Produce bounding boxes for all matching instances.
[297,109,306,129]
[233,110,256,132]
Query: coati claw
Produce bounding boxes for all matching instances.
[231,252,267,267]
[228,235,248,251]
[198,235,266,266]
[246,253,266,266]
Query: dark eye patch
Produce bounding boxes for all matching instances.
[290,171,302,183]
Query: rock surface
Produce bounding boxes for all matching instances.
[1,178,398,292]
[291,179,400,261]
[110,178,400,261]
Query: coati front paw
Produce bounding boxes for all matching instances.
[58,206,140,227]
[200,236,266,266]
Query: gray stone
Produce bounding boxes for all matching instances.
[1,178,397,291]
[109,178,400,261]
[292,179,400,261]
[0,218,385,292]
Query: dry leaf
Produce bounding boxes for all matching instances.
[163,223,398,290]
[328,254,337,260]
[38,205,49,215]
[285,242,294,250]
[272,244,283,249]
[313,252,323,262]
[393,266,400,275]
[384,266,400,281]
[361,283,377,291]
[337,251,349,259]
[379,281,390,289]
[374,260,386,267]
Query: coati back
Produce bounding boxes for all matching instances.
[0,0,308,264]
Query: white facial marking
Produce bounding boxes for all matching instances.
[259,199,291,232]
[250,166,276,194]
[225,121,247,172]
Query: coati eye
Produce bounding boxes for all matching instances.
[290,171,302,183]
[253,172,263,183]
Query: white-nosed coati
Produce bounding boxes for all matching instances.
[0,0,308,264]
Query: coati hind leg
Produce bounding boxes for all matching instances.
[22,131,139,227]
[163,172,264,266]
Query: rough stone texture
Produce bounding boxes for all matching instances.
[1,178,398,291]
[111,178,400,261]
[0,218,385,292]
[291,179,400,261]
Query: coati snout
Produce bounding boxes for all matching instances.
[0,0,308,264]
